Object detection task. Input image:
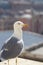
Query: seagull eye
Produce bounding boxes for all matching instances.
[18,23,20,25]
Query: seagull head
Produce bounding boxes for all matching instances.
[13,21,28,39]
[14,21,28,30]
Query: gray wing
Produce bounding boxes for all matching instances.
[1,37,19,50]
[1,37,23,59]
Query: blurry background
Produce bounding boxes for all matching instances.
[0,0,43,34]
[0,0,43,58]
[0,0,43,62]
[0,0,43,50]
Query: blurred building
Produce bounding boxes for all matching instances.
[32,10,43,34]
[0,0,31,30]
[0,0,43,34]
[19,9,32,31]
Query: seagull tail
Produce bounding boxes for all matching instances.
[0,50,4,62]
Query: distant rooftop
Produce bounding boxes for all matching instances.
[21,14,32,19]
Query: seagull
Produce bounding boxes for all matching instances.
[0,21,28,65]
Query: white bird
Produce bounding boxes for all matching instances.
[0,21,28,65]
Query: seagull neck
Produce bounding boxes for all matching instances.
[14,28,23,40]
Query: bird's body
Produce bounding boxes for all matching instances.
[0,21,28,62]
[1,36,23,60]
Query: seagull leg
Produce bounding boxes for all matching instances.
[8,59,9,65]
[16,57,18,65]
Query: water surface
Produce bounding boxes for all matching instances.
[0,30,43,50]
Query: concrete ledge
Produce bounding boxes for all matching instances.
[0,58,43,65]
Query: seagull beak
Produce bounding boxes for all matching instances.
[23,24,28,28]
[22,24,29,30]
